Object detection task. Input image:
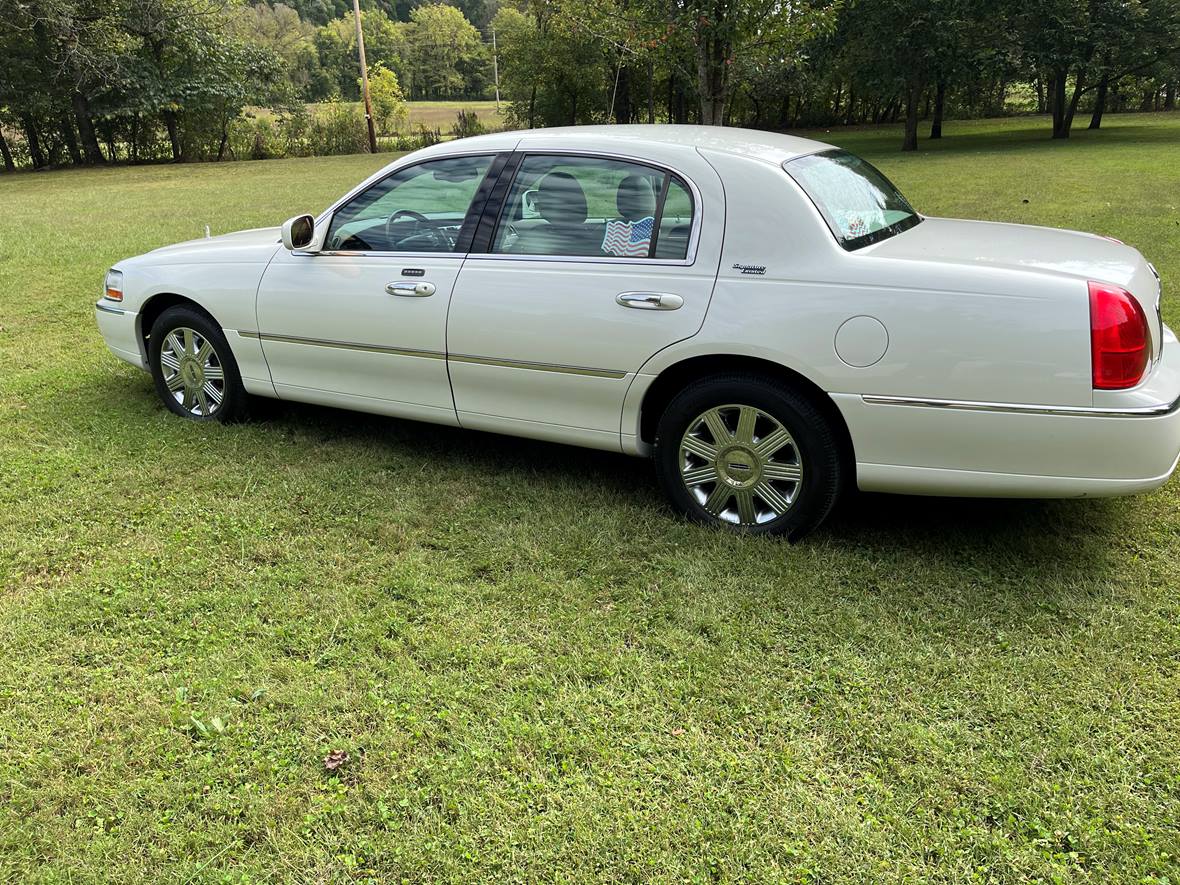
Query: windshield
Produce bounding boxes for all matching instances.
[784,149,920,250]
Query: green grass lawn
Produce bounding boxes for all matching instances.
[1,112,1179,883]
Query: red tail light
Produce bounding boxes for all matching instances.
[1089,280,1149,389]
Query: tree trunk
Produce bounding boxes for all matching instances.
[163,109,182,161]
[696,35,729,125]
[59,114,83,165]
[930,80,946,139]
[0,129,15,172]
[647,61,655,123]
[1139,87,1154,111]
[1034,76,1045,114]
[844,88,856,126]
[778,93,790,129]
[902,82,921,151]
[72,92,105,164]
[613,63,631,124]
[1089,77,1109,129]
[130,113,140,163]
[1165,81,1176,110]
[1050,71,1070,138]
[20,114,46,169]
[527,83,537,129]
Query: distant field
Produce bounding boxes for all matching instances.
[1,113,1179,882]
[323,99,506,134]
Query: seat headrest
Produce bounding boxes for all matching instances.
[534,171,588,224]
[616,174,656,221]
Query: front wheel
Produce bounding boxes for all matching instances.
[653,374,845,539]
[148,305,248,422]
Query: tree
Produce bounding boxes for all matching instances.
[406,4,486,99]
[364,62,408,133]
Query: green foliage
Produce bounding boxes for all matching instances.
[451,109,486,139]
[305,101,372,155]
[364,63,409,135]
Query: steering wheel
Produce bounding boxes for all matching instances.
[385,209,450,251]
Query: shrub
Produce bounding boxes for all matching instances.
[305,102,370,156]
[364,64,408,136]
[451,109,486,139]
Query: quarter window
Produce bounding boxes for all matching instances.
[326,155,494,253]
[491,155,694,260]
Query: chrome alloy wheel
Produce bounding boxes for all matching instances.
[158,327,225,417]
[679,404,803,526]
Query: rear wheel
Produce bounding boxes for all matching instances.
[148,306,248,422]
[653,374,844,538]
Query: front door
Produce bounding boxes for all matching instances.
[256,153,498,424]
[446,151,724,450]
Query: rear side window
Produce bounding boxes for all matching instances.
[784,149,920,250]
[490,154,694,260]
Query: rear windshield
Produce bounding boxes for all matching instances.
[784,149,920,250]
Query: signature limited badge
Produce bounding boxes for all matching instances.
[732,263,766,275]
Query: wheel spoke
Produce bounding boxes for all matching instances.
[734,489,757,524]
[754,480,792,516]
[165,372,185,392]
[181,384,195,411]
[682,464,719,486]
[203,381,223,404]
[182,328,195,357]
[195,389,209,415]
[702,408,732,446]
[762,461,802,482]
[703,482,732,516]
[735,406,757,444]
[681,434,717,462]
[753,427,792,460]
[196,339,214,364]
[203,363,224,382]
[165,332,185,357]
[160,351,180,372]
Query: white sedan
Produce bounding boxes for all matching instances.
[95,125,1180,537]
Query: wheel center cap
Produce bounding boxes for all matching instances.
[180,359,203,387]
[717,445,760,489]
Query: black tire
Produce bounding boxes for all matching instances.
[148,305,249,423]
[653,374,845,539]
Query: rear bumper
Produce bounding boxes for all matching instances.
[836,327,1180,499]
[95,300,145,369]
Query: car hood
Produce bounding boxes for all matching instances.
[130,226,283,265]
[866,217,1144,288]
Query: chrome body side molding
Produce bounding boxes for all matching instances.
[862,393,1180,419]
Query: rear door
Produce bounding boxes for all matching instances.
[446,148,724,450]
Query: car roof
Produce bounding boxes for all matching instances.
[422,124,835,166]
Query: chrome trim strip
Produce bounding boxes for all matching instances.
[94,301,126,315]
[243,330,625,378]
[862,393,1180,418]
[245,330,444,360]
[449,353,627,379]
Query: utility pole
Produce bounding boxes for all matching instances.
[491,26,501,113]
[353,0,378,154]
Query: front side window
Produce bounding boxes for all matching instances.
[491,155,694,260]
[784,149,920,250]
[326,155,493,253]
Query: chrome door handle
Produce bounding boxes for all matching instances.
[386,281,436,297]
[616,292,684,310]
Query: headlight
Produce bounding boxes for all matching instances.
[104,269,123,302]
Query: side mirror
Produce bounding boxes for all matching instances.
[281,214,316,251]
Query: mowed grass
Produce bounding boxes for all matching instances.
[1,113,1179,883]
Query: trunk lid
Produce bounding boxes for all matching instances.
[867,217,1164,361]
